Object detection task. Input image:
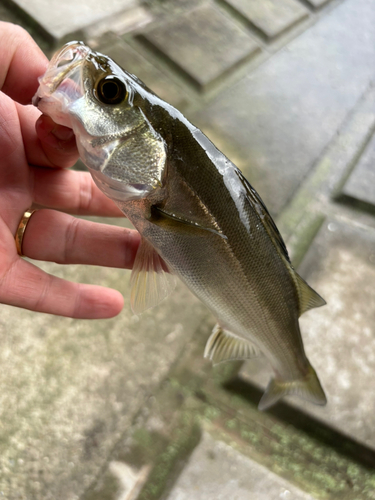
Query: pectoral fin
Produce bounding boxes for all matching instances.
[204,325,259,365]
[258,363,327,411]
[150,206,227,239]
[130,236,176,314]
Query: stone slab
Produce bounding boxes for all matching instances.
[98,38,189,109]
[341,132,375,208]
[222,0,308,39]
[0,217,210,499]
[140,4,259,90]
[241,218,375,450]
[190,0,375,214]
[167,432,316,500]
[8,0,137,40]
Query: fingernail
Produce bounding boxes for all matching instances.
[52,125,74,141]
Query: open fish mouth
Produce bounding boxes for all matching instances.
[35,41,89,96]
[33,42,90,126]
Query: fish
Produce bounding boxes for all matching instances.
[33,42,327,411]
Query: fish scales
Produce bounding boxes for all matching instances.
[33,42,327,410]
[131,108,306,377]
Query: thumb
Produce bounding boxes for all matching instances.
[36,114,79,169]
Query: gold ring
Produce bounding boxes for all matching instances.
[15,209,37,256]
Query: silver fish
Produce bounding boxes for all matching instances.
[33,42,327,410]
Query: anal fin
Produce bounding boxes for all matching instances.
[204,324,259,365]
[258,362,327,411]
[130,236,176,314]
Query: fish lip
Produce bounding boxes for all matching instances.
[33,41,91,107]
[48,41,90,91]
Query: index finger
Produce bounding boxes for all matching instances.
[3,257,124,318]
[0,22,48,105]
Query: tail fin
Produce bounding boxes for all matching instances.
[258,363,327,411]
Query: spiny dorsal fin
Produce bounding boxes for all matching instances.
[258,362,327,411]
[130,237,176,314]
[294,272,326,316]
[235,169,290,263]
[204,324,259,365]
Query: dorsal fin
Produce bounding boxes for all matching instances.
[130,237,176,314]
[204,324,259,365]
[235,168,326,314]
[294,272,326,316]
[235,169,290,263]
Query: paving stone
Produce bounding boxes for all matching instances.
[190,0,375,214]
[277,83,375,245]
[99,38,189,109]
[241,218,375,451]
[167,431,316,500]
[140,4,259,90]
[10,0,137,41]
[222,0,309,39]
[0,217,210,499]
[341,132,375,208]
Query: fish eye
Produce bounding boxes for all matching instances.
[96,76,127,105]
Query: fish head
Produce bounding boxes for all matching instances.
[33,42,167,202]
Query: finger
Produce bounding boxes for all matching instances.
[22,209,140,268]
[0,93,31,206]
[32,168,123,216]
[35,114,79,168]
[0,22,48,104]
[17,104,79,169]
[2,257,124,318]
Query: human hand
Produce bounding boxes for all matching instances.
[0,22,140,318]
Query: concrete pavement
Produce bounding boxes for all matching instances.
[1,0,375,498]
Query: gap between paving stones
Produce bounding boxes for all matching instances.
[277,82,375,252]
[135,0,346,107]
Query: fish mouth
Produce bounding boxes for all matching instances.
[33,41,90,126]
